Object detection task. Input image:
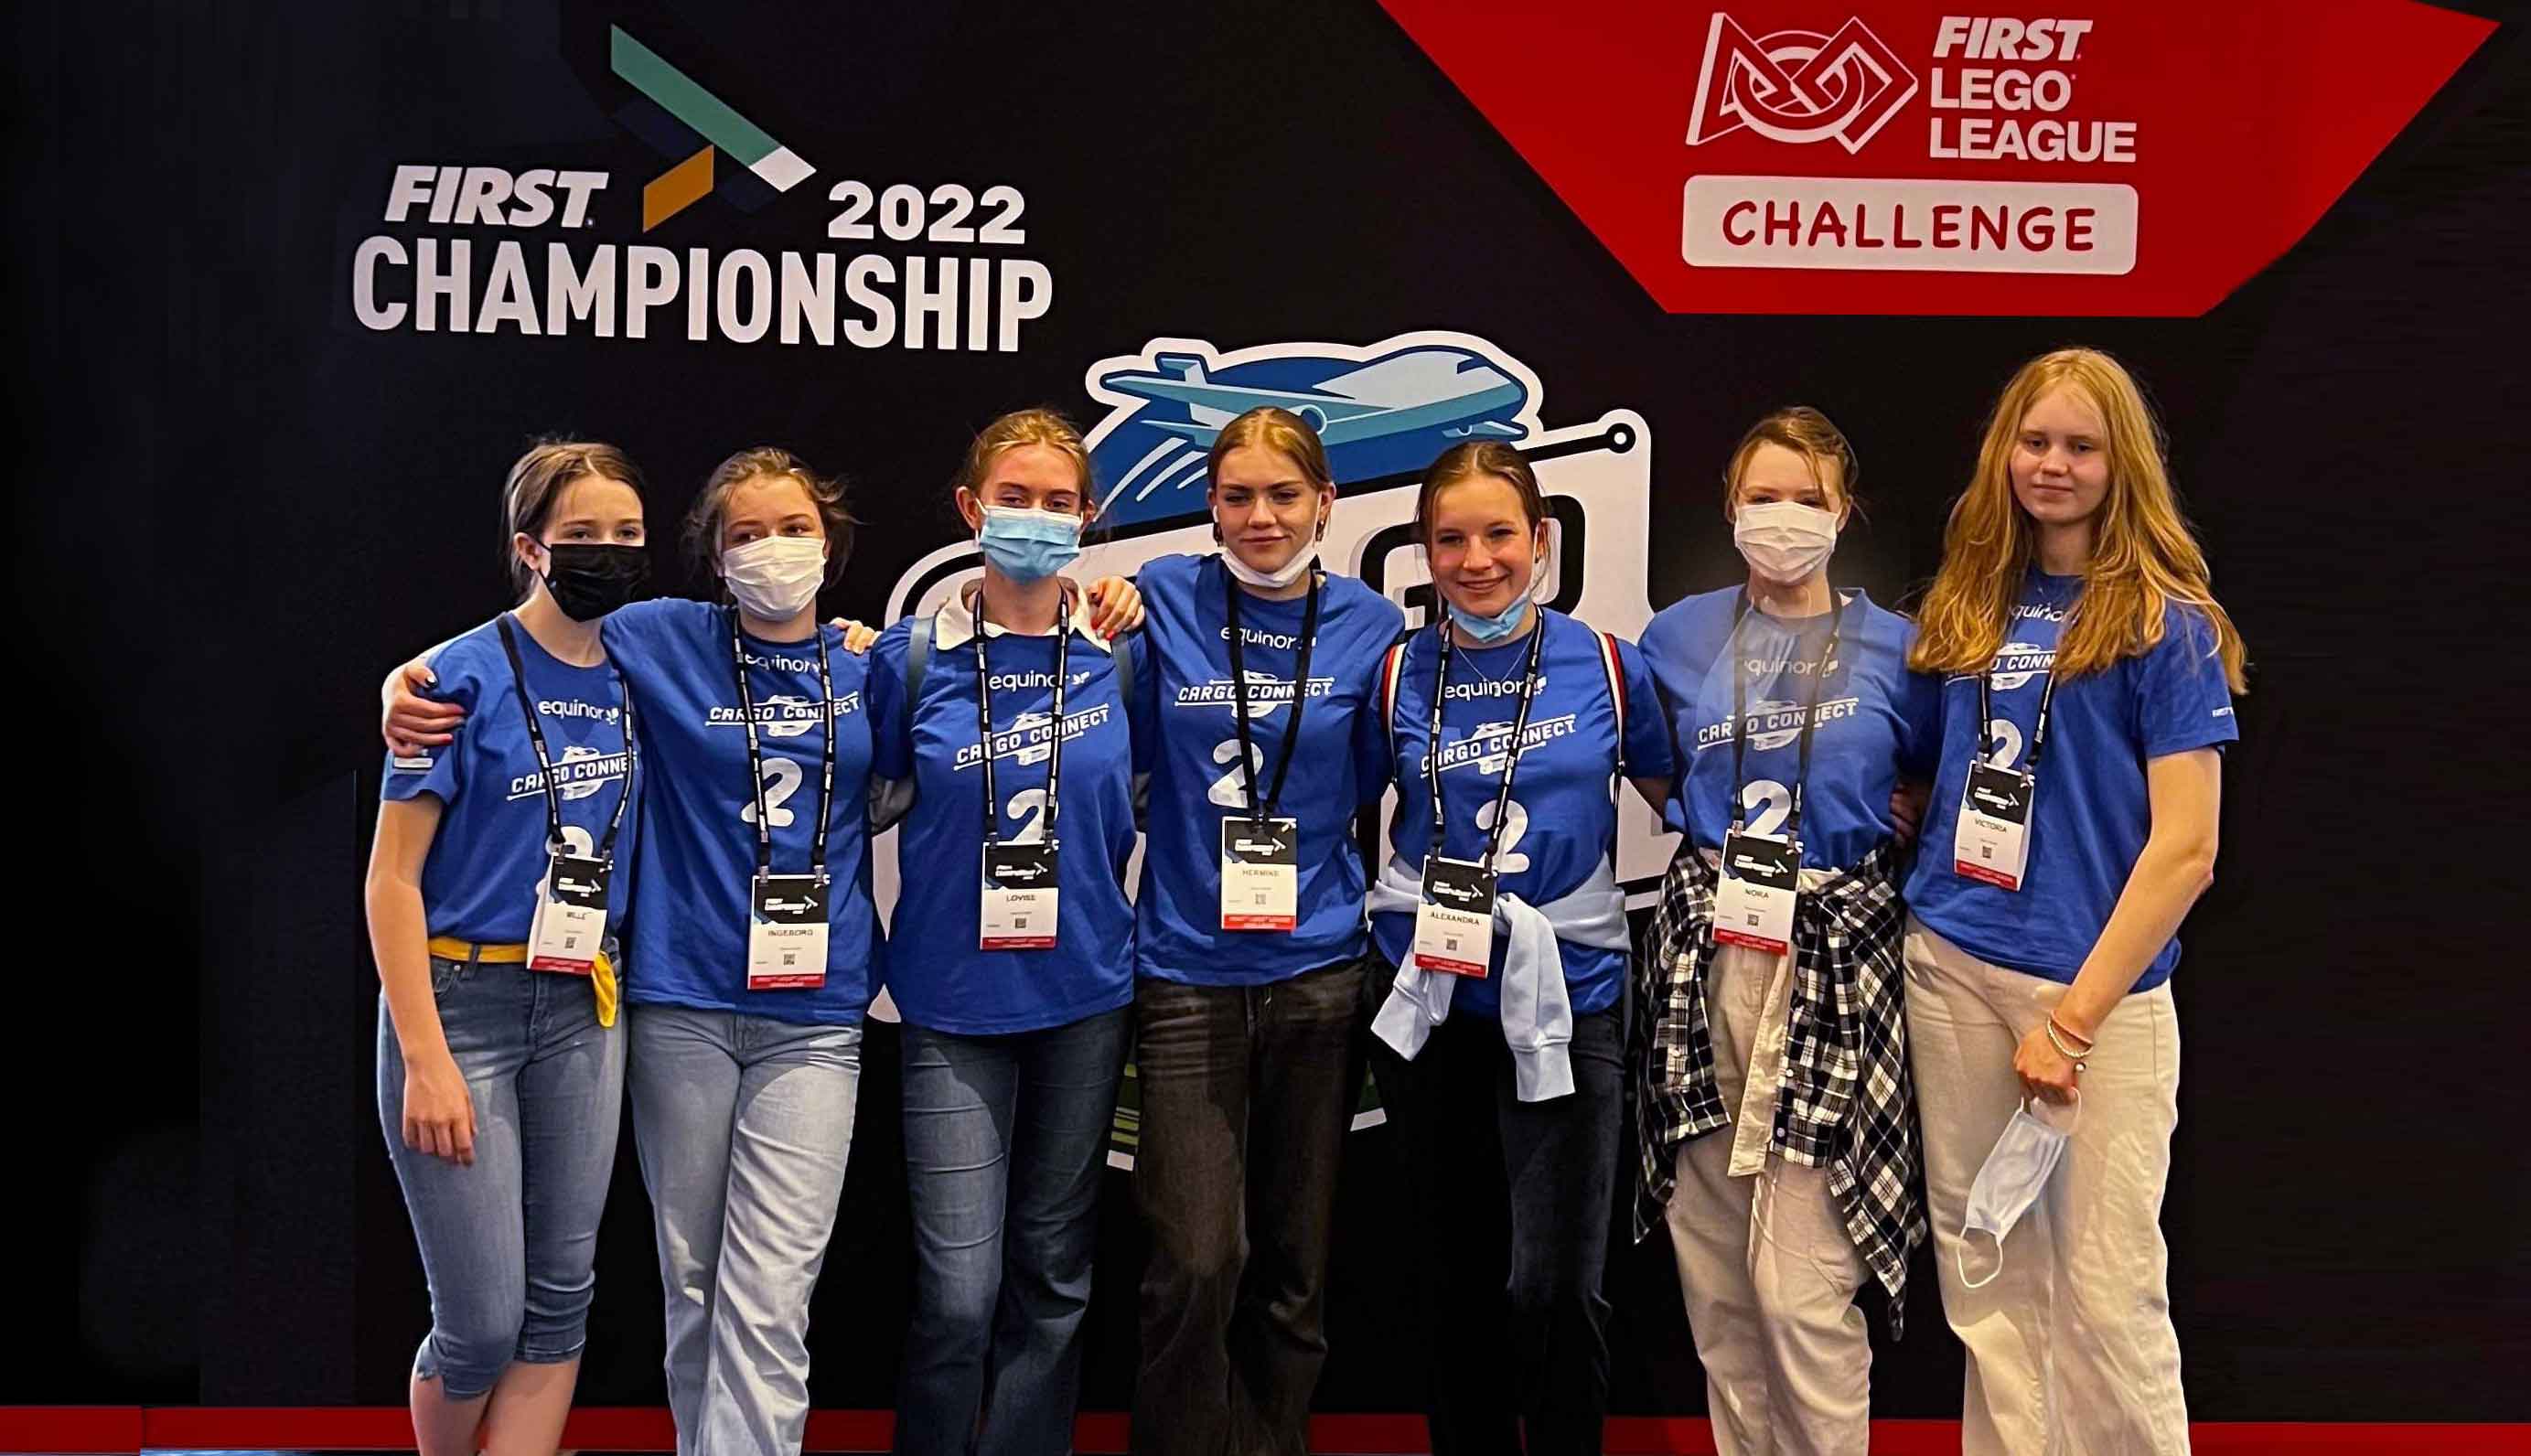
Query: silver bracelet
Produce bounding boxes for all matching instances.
[2045,1017,2095,1063]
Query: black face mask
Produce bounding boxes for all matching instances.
[541,542,651,621]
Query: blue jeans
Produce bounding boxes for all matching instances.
[376,955,626,1401]
[896,1007,1131,1456]
[629,1005,863,1456]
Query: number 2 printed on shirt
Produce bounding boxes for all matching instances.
[739,757,803,829]
[1004,787,1052,844]
[1984,718,2024,769]
[1474,798,1532,875]
[1207,738,1266,809]
[1740,779,1792,839]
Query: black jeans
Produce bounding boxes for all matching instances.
[1129,956,1368,1456]
[1363,956,1625,1456]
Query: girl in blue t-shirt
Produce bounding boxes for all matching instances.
[1903,348,2246,1455]
[1632,407,1940,1454]
[1364,442,1675,1451]
[367,440,647,1455]
[383,444,1144,1456]
[863,408,1145,1456]
[1122,407,1403,1455]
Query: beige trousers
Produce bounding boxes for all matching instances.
[1903,915,2191,1456]
[1665,942,1873,1456]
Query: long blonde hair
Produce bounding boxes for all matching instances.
[1910,348,2247,691]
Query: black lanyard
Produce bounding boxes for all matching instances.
[495,614,635,862]
[973,596,1073,846]
[1727,590,1846,841]
[1425,613,1549,872]
[727,611,838,879]
[1977,609,2067,777]
[1222,559,1323,824]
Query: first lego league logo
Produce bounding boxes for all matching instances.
[1683,14,2136,274]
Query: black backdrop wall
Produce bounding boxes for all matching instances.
[6,0,2528,1419]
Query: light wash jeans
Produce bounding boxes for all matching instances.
[629,1003,863,1456]
[894,1007,1131,1456]
[377,954,626,1400]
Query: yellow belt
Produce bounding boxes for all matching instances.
[424,937,618,1028]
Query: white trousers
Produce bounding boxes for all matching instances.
[1903,916,2191,1456]
[1666,942,1872,1456]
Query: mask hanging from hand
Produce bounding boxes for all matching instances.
[1957,1096,2078,1289]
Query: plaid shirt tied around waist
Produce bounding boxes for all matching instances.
[1630,835,1925,1338]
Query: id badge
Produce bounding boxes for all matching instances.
[1713,830,1800,956]
[981,841,1060,950]
[748,873,830,990]
[1955,762,2035,891]
[1220,817,1300,931]
[527,851,611,974]
[1412,855,1496,978]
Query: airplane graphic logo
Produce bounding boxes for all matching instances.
[1686,15,1916,155]
[610,27,815,230]
[1084,336,1544,529]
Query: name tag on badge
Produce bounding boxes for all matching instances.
[981,841,1060,950]
[1220,817,1300,931]
[1955,762,2035,892]
[748,873,830,990]
[1413,855,1496,979]
[527,851,611,974]
[1713,830,1799,956]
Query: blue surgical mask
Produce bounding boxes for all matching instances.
[1445,556,1543,643]
[1448,595,1532,643]
[1957,1097,2077,1289]
[978,506,1083,583]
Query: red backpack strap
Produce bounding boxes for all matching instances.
[1598,630,1629,776]
[1380,640,1410,757]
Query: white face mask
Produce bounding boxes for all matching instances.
[1957,1096,2078,1289]
[1733,500,1840,584]
[721,535,826,620]
[1221,544,1319,590]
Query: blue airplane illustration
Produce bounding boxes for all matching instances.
[1089,344,1537,529]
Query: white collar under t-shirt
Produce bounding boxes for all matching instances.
[930,582,1115,654]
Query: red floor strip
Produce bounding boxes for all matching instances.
[0,1407,2519,1453]
[0,1409,142,1454]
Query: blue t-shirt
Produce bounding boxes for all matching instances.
[1640,586,1939,869]
[1904,571,2238,990]
[1368,611,1675,1017]
[382,615,640,946]
[600,599,882,1025]
[868,596,1146,1035]
[1135,554,1404,986]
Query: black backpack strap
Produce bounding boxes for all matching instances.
[1112,629,1135,735]
[906,611,935,708]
